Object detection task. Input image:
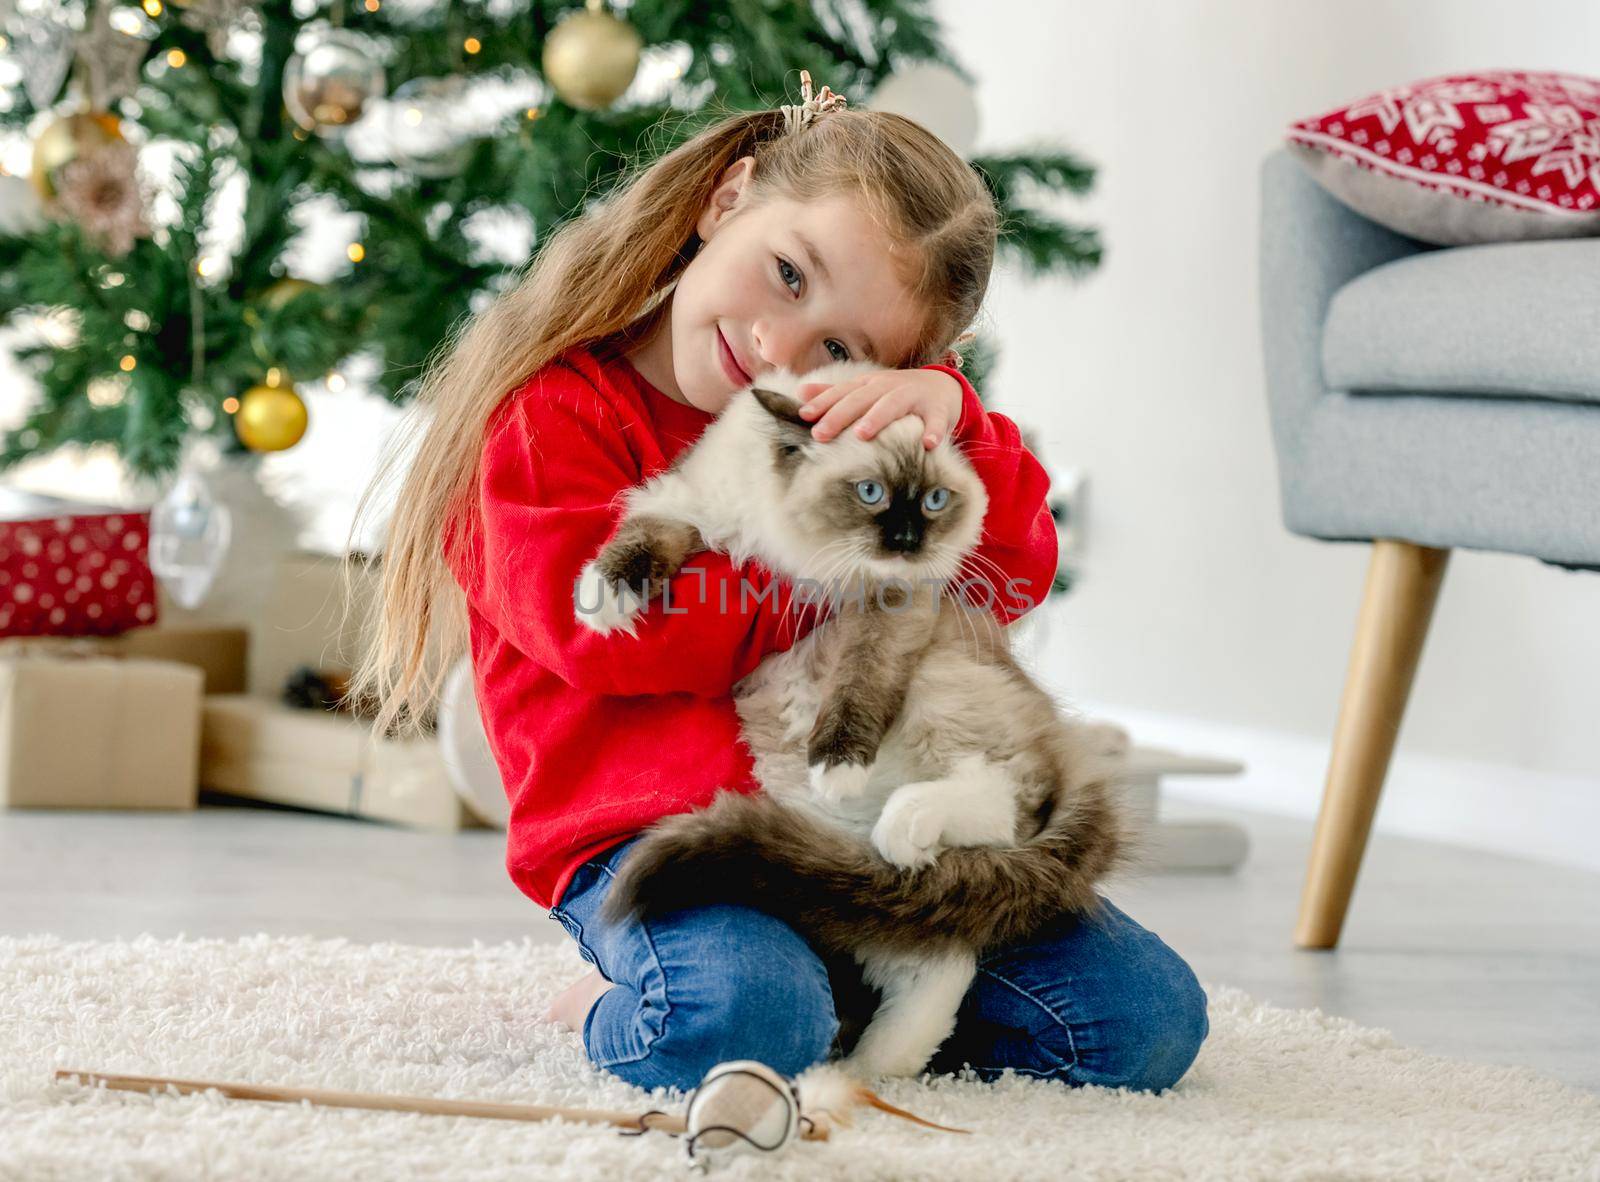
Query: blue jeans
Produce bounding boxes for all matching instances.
[548,835,1209,1094]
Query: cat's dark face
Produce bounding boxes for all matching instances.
[748,385,988,589]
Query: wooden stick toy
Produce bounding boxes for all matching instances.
[54,1068,692,1135]
[54,1060,967,1166]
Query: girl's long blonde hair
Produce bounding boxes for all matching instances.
[346,93,1000,739]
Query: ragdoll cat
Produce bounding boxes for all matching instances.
[572,359,1129,1079]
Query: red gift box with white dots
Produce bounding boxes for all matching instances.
[0,512,160,638]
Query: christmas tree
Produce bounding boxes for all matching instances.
[0,0,1099,480]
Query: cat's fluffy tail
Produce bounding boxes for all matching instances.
[598,771,1131,956]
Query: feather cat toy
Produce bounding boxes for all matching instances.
[54,1060,964,1170]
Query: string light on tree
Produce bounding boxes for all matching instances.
[542,0,641,111]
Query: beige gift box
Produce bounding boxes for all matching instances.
[0,655,203,810]
[0,624,248,694]
[200,694,482,832]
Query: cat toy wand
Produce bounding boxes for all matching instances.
[53,1061,965,1163]
[53,1067,693,1135]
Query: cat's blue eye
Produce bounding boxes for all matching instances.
[855,480,886,506]
[825,339,850,362]
[923,487,951,512]
[777,257,801,295]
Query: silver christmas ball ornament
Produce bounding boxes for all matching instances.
[283,28,385,136]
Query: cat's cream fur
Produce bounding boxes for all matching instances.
[574,360,1128,1079]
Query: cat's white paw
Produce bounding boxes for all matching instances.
[809,760,871,805]
[841,1044,930,1080]
[871,787,946,869]
[574,561,643,637]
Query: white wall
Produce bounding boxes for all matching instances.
[941,0,1600,855]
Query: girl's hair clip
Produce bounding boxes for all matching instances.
[779,69,848,135]
[941,330,977,370]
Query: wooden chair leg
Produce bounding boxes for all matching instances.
[1295,539,1450,950]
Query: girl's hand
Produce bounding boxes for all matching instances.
[795,369,963,450]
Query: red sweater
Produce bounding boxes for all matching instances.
[444,342,1058,909]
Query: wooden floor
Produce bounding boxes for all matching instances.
[3,796,1596,1093]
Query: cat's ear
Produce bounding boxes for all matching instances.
[750,385,808,428]
[749,386,813,448]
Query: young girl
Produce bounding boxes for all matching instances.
[352,76,1208,1096]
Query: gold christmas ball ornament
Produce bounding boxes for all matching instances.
[233,381,309,452]
[283,29,386,135]
[29,110,125,204]
[542,0,641,111]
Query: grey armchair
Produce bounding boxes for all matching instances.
[1258,148,1600,950]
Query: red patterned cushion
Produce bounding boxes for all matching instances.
[1287,70,1600,245]
[0,511,159,637]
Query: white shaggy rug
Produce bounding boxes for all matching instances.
[2,934,1596,1181]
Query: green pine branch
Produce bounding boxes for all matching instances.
[972,150,1103,276]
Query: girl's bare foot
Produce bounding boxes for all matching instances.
[543,968,614,1032]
